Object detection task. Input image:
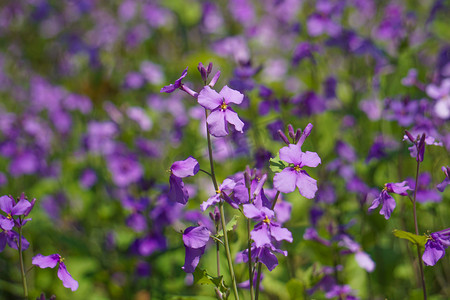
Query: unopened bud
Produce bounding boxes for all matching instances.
[253,174,267,198]
[298,123,313,146]
[198,63,207,83]
[277,130,290,145]
[405,130,415,143]
[207,62,213,75]
[209,71,221,87]
[294,128,302,144]
[417,133,426,162]
[288,124,295,139]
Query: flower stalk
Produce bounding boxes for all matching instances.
[18,220,28,298]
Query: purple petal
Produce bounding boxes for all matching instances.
[279,144,302,165]
[379,194,396,219]
[274,201,292,224]
[219,85,244,105]
[296,172,318,199]
[207,109,228,137]
[355,251,375,272]
[300,151,321,168]
[171,156,199,178]
[0,195,13,214]
[200,194,220,211]
[368,196,381,212]
[11,198,32,216]
[169,174,189,204]
[386,181,410,195]
[0,217,14,231]
[220,178,237,191]
[259,247,279,271]
[183,226,211,249]
[224,109,244,133]
[58,262,79,291]
[32,254,60,269]
[426,84,441,99]
[182,245,205,273]
[437,177,450,192]
[251,225,271,248]
[422,240,445,266]
[243,204,264,221]
[7,231,29,250]
[273,168,297,193]
[198,86,223,110]
[270,225,293,243]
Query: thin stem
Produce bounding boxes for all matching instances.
[204,109,239,300]
[247,187,254,300]
[254,262,263,300]
[271,191,281,210]
[199,168,213,177]
[219,202,240,300]
[412,161,427,300]
[18,222,28,298]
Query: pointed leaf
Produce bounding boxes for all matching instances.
[393,229,427,248]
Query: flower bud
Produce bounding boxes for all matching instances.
[288,124,295,139]
[277,130,290,145]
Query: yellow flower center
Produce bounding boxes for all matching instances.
[216,189,221,194]
[263,216,271,225]
[293,165,301,172]
[7,213,12,219]
[220,101,228,110]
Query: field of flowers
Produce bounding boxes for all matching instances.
[0,1,449,299]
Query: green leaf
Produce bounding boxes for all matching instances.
[269,153,287,173]
[192,268,229,296]
[216,215,239,237]
[392,229,427,248]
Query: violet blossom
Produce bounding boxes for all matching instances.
[181,225,211,273]
[368,181,411,219]
[273,143,321,199]
[160,67,188,93]
[32,253,79,291]
[243,204,292,248]
[197,85,244,137]
[200,178,238,211]
[0,195,32,230]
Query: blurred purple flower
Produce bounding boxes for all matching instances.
[107,153,143,187]
[0,229,29,252]
[160,68,187,93]
[437,166,450,192]
[406,172,442,203]
[79,169,97,189]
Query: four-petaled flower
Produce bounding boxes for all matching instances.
[273,144,321,199]
[243,204,292,248]
[32,253,79,291]
[368,181,410,220]
[198,85,244,137]
[0,195,32,231]
[181,225,211,273]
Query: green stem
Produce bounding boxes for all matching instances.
[254,262,263,300]
[247,187,254,300]
[204,109,239,300]
[412,161,427,300]
[18,223,28,298]
[271,191,281,210]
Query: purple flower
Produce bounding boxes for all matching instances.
[79,169,97,189]
[422,228,450,266]
[107,153,143,187]
[437,166,450,192]
[273,144,321,199]
[169,156,199,204]
[368,181,411,219]
[197,85,244,137]
[160,68,188,93]
[236,243,287,272]
[243,204,292,248]
[32,253,78,291]
[0,195,31,230]
[182,225,211,273]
